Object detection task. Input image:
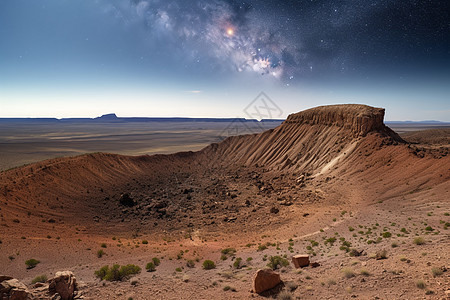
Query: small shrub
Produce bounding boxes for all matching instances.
[425,226,433,231]
[342,268,355,278]
[25,259,40,269]
[223,286,231,291]
[233,257,243,269]
[267,256,289,270]
[382,232,392,238]
[391,242,398,248]
[325,237,336,245]
[221,248,236,255]
[348,226,355,232]
[94,264,141,281]
[186,260,195,268]
[413,237,425,245]
[431,267,443,277]
[277,291,293,300]
[360,269,370,276]
[202,260,216,270]
[100,243,107,248]
[31,275,47,284]
[285,281,298,291]
[97,250,105,258]
[416,280,426,289]
[175,267,182,272]
[257,244,267,251]
[152,257,161,266]
[376,249,387,260]
[146,262,156,272]
[142,240,148,244]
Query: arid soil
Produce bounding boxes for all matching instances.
[1,104,449,299]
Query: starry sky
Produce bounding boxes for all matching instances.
[0,0,449,120]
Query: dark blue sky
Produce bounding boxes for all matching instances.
[0,0,449,120]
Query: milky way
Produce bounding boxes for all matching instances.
[103,0,450,83]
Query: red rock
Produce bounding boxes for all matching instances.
[252,269,281,294]
[48,271,77,300]
[292,254,310,268]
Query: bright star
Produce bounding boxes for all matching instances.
[226,28,234,36]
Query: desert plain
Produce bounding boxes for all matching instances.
[0,104,449,299]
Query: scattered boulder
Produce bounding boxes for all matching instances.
[119,193,135,207]
[223,216,237,222]
[0,278,30,300]
[252,269,281,294]
[48,271,77,300]
[270,207,279,214]
[292,254,310,268]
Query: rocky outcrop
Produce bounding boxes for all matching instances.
[252,269,281,294]
[48,271,77,300]
[0,277,30,300]
[283,104,398,137]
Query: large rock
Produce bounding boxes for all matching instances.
[0,278,30,300]
[252,269,281,294]
[48,271,77,300]
[292,254,310,268]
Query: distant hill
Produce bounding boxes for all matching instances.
[0,114,285,124]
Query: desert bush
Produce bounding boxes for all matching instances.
[25,259,40,269]
[285,281,298,291]
[376,249,387,260]
[342,268,355,278]
[97,250,105,258]
[202,260,216,270]
[425,226,433,231]
[94,264,141,281]
[257,244,267,251]
[391,242,398,248]
[152,257,161,266]
[146,262,156,272]
[175,267,182,272]
[142,240,148,244]
[277,290,293,300]
[233,257,243,269]
[221,248,236,256]
[31,275,47,284]
[431,267,443,277]
[382,232,392,238]
[186,260,195,268]
[100,243,107,248]
[360,269,370,276]
[325,237,336,245]
[416,280,426,289]
[413,237,425,245]
[267,256,289,270]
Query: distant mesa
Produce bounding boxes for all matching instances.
[95,113,118,120]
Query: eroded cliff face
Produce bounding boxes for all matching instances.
[283,104,387,136]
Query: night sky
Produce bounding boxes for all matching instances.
[0,0,449,120]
